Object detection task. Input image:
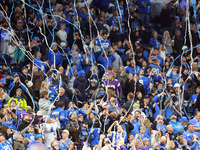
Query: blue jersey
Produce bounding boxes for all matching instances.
[149,39,161,49]
[170,72,180,85]
[138,76,150,94]
[149,63,161,75]
[125,66,141,74]
[50,108,64,119]
[0,139,13,150]
[87,128,100,146]
[25,133,37,141]
[100,39,111,50]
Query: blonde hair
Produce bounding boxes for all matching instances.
[40,81,47,89]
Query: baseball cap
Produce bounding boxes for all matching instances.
[165,51,170,55]
[37,111,43,116]
[173,83,180,88]
[14,73,19,77]
[102,102,108,107]
[22,65,29,70]
[91,79,98,85]
[17,20,23,23]
[35,134,44,140]
[78,70,85,77]
[32,36,41,42]
[180,116,188,122]
[0,78,6,84]
[60,41,67,47]
[62,129,69,135]
[182,45,188,50]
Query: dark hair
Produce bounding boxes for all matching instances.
[58,102,65,108]
[187,123,193,129]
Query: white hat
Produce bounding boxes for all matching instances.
[182,45,188,50]
[60,41,67,47]
[37,111,43,116]
[102,102,108,107]
[62,129,69,135]
[173,83,180,88]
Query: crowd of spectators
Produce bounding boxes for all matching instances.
[0,0,200,149]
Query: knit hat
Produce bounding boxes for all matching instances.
[13,132,20,141]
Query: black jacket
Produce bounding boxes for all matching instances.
[74,77,87,102]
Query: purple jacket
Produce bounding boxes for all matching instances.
[103,79,122,97]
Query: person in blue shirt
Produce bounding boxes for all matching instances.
[108,10,119,26]
[47,42,62,68]
[137,0,150,27]
[169,114,185,134]
[126,59,141,74]
[100,32,111,50]
[2,108,17,130]
[149,58,161,75]
[139,126,151,140]
[34,52,47,73]
[70,50,82,71]
[119,0,125,19]
[149,31,161,49]
[24,125,37,142]
[96,50,116,76]
[189,111,200,133]
[50,101,65,119]
[152,48,163,67]
[138,70,150,94]
[82,50,96,73]
[0,133,13,150]
[59,129,71,149]
[87,120,100,146]
[183,123,200,144]
[169,66,180,85]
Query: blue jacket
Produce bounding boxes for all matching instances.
[47,50,62,68]
[50,107,64,119]
[97,53,116,72]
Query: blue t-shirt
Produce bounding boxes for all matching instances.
[169,121,185,134]
[87,128,100,146]
[170,72,180,85]
[189,118,200,133]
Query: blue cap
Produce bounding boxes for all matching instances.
[0,78,6,84]
[165,51,170,55]
[78,70,85,77]
[32,37,41,42]
[167,2,173,6]
[14,73,19,77]
[36,134,44,140]
[180,116,187,122]
[175,16,180,21]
